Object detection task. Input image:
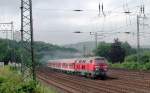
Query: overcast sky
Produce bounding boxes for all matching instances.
[0,0,150,46]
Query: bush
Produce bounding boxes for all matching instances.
[0,66,56,93]
[140,53,150,64]
[110,63,123,68]
[125,51,150,63]
[143,62,150,70]
[110,62,140,70]
[122,62,141,70]
[17,81,36,93]
[125,54,137,62]
[0,77,5,84]
[110,61,150,71]
[110,51,150,70]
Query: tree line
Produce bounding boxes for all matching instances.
[0,39,78,65]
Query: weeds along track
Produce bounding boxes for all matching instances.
[38,67,150,93]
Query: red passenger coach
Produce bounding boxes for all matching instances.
[47,57,108,79]
[48,59,75,71]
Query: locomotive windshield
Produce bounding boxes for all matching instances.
[95,57,106,64]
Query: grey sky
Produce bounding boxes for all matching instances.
[0,0,150,46]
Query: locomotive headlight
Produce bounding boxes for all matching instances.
[102,65,108,68]
[95,66,100,70]
[96,67,99,70]
[102,65,108,71]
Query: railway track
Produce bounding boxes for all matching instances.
[109,69,150,80]
[38,70,114,93]
[38,67,150,93]
[38,74,81,93]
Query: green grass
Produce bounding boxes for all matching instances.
[36,83,57,93]
[110,51,150,71]
[110,62,150,71]
[0,66,57,93]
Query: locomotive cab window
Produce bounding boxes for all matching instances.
[95,58,106,63]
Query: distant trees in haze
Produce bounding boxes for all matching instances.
[0,39,79,65]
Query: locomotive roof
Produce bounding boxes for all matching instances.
[48,56,106,63]
[48,58,76,63]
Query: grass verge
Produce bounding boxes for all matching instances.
[110,62,150,71]
[0,66,57,93]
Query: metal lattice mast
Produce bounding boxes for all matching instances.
[0,22,14,49]
[20,0,36,81]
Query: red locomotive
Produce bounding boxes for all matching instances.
[47,57,108,79]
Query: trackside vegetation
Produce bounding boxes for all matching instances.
[94,38,150,71]
[110,52,150,70]
[0,38,78,65]
[0,66,57,93]
[0,38,78,93]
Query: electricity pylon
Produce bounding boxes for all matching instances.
[20,0,36,82]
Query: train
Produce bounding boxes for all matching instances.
[47,57,108,79]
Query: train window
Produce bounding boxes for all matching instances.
[83,60,86,63]
[79,60,82,63]
[63,63,67,67]
[69,64,73,67]
[65,63,68,66]
[90,60,93,63]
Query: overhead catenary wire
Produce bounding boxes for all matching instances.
[34,0,149,46]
